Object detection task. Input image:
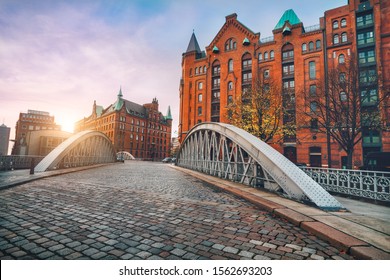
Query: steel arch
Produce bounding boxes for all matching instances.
[116,151,135,160]
[177,123,344,211]
[34,130,116,172]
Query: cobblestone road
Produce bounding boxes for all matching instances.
[0,161,354,260]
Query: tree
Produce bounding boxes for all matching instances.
[226,77,296,144]
[302,55,389,169]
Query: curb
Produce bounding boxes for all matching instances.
[171,165,390,260]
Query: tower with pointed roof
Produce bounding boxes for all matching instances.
[75,89,173,160]
[179,0,390,169]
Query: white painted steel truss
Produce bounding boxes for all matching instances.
[116,151,135,160]
[177,123,344,211]
[34,130,116,172]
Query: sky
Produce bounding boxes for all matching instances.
[0,0,347,154]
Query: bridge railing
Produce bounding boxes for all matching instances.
[300,167,390,203]
[0,155,44,171]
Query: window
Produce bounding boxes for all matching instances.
[228,59,233,72]
[340,91,347,102]
[264,52,268,60]
[212,60,220,75]
[333,20,339,29]
[198,107,202,116]
[198,94,202,102]
[228,95,233,104]
[198,82,203,90]
[333,34,339,44]
[212,91,220,101]
[357,14,373,27]
[316,40,321,50]
[310,102,318,113]
[341,32,347,43]
[361,89,378,104]
[282,44,294,60]
[309,61,316,79]
[242,72,252,83]
[302,43,307,52]
[341,18,347,27]
[310,85,316,96]
[264,69,270,79]
[242,54,252,69]
[359,49,375,64]
[283,64,294,76]
[258,53,263,61]
[359,69,376,83]
[195,67,199,75]
[309,41,314,51]
[339,72,346,83]
[228,81,233,90]
[338,54,345,64]
[270,50,274,59]
[225,38,237,51]
[212,77,220,88]
[310,118,318,130]
[357,31,374,45]
[363,129,380,144]
[283,80,295,90]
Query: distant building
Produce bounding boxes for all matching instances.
[75,89,173,160]
[12,110,61,155]
[0,124,11,155]
[24,130,72,156]
[179,0,390,168]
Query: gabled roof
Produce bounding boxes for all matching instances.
[274,9,302,30]
[186,32,201,53]
[207,13,259,50]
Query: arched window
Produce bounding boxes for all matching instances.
[203,66,207,73]
[195,67,199,75]
[198,94,202,102]
[333,20,339,29]
[282,43,294,60]
[333,34,339,44]
[264,51,268,60]
[242,53,252,69]
[341,18,347,27]
[316,40,321,50]
[302,43,307,52]
[309,41,314,51]
[225,38,237,51]
[198,82,203,90]
[338,54,345,64]
[212,60,220,75]
[341,32,347,43]
[228,59,233,72]
[228,81,233,90]
[258,53,263,61]
[270,50,274,59]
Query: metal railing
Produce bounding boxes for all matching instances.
[0,155,44,171]
[260,36,274,44]
[304,24,321,33]
[301,167,390,203]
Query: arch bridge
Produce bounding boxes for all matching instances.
[34,130,116,172]
[177,123,344,211]
[116,151,135,160]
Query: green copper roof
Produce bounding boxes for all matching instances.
[114,88,124,111]
[166,106,173,120]
[274,9,301,30]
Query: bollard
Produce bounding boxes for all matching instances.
[30,158,35,175]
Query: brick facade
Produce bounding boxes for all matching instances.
[179,0,389,169]
[75,90,173,160]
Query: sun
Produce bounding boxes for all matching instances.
[57,116,75,133]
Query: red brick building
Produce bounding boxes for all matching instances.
[75,89,173,160]
[179,0,389,168]
[12,110,62,155]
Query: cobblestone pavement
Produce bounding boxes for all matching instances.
[0,161,354,260]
